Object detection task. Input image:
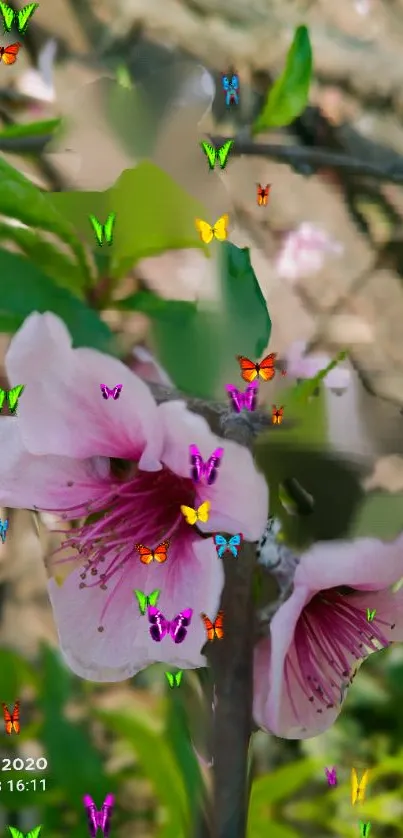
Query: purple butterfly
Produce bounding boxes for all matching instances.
[100,384,122,400]
[225,381,259,413]
[189,444,224,486]
[83,793,115,838]
[325,767,337,786]
[147,606,193,644]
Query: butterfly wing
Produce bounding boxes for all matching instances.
[205,447,224,485]
[180,505,198,525]
[212,214,229,241]
[228,533,242,557]
[175,671,183,686]
[83,795,98,838]
[257,184,264,206]
[100,384,109,399]
[10,700,19,733]
[244,381,259,411]
[112,384,122,400]
[169,608,193,644]
[7,384,24,413]
[200,140,217,170]
[231,74,239,90]
[104,212,116,245]
[153,541,169,563]
[89,214,104,246]
[17,2,39,33]
[196,501,211,523]
[221,75,230,90]
[135,544,154,565]
[8,829,24,838]
[2,42,21,64]
[133,589,147,614]
[225,384,243,413]
[0,2,14,33]
[189,443,204,483]
[358,769,370,802]
[195,218,214,244]
[0,387,6,411]
[236,355,259,383]
[147,606,169,641]
[217,139,233,169]
[263,184,271,205]
[26,827,42,838]
[100,794,114,838]
[258,353,277,381]
[351,767,358,804]
[0,518,8,543]
[2,702,11,734]
[165,672,175,687]
[148,589,161,607]
[213,610,224,639]
[213,534,228,558]
[201,613,215,641]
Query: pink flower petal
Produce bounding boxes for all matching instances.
[158,401,268,540]
[294,534,403,593]
[5,312,163,465]
[47,537,224,681]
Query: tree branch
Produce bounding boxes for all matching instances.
[210,135,403,184]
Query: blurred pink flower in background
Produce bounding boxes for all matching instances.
[253,533,403,738]
[284,339,351,391]
[0,312,268,682]
[276,222,343,284]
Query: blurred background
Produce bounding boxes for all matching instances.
[1,0,403,835]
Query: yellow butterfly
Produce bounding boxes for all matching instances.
[351,768,370,805]
[180,501,211,525]
[194,214,229,244]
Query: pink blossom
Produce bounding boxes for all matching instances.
[253,534,403,738]
[275,223,343,284]
[284,340,351,391]
[1,312,268,681]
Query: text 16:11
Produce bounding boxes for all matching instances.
[2,779,46,791]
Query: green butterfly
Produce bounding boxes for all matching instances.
[165,671,183,688]
[0,385,24,414]
[366,608,376,622]
[200,139,233,171]
[0,2,39,34]
[359,822,371,837]
[8,826,42,838]
[133,589,161,616]
[89,212,116,247]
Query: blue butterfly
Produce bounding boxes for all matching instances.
[222,72,239,106]
[0,518,8,543]
[213,533,242,558]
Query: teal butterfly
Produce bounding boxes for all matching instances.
[89,212,116,247]
[165,671,183,688]
[200,139,233,171]
[9,827,42,838]
[359,822,371,837]
[0,3,39,34]
[0,385,24,414]
[133,589,161,616]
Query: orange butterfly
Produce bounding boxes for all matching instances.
[201,610,224,641]
[0,43,21,65]
[135,541,170,564]
[237,353,277,383]
[2,701,20,734]
[257,183,271,206]
[272,405,284,424]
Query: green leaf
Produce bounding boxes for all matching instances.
[0,221,88,295]
[0,248,115,352]
[165,689,203,822]
[247,760,319,838]
[349,492,403,540]
[0,648,38,699]
[97,705,187,837]
[252,25,312,133]
[0,117,62,140]
[48,161,208,280]
[150,242,271,399]
[0,156,92,285]
[114,291,197,319]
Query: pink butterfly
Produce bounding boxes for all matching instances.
[189,444,224,485]
[225,381,259,413]
[147,606,193,643]
[100,384,122,400]
[83,793,115,838]
[325,767,337,786]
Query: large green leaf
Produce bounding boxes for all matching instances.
[97,704,187,838]
[0,221,88,295]
[150,242,271,398]
[252,26,312,133]
[48,161,208,280]
[0,157,91,284]
[164,684,203,822]
[247,760,318,838]
[0,248,115,352]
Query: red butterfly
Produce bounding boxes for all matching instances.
[2,701,20,734]
[256,183,271,206]
[135,541,170,564]
[0,43,21,65]
[236,353,277,383]
[272,405,284,425]
[201,610,224,641]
